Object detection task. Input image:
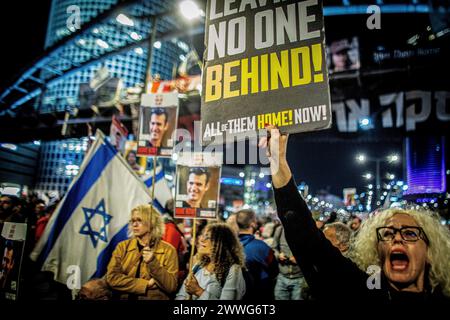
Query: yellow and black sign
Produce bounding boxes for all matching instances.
[201,0,332,143]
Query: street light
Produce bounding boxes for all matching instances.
[360,118,370,127]
[179,0,202,20]
[356,152,402,207]
[387,173,395,180]
[363,173,373,180]
[388,154,400,163]
[356,154,366,163]
[359,117,372,130]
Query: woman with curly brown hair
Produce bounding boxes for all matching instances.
[176,223,246,300]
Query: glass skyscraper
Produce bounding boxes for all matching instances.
[35,0,190,193]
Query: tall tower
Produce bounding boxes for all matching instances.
[45,0,119,48]
[39,0,189,113]
[34,0,190,193]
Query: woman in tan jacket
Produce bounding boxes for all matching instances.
[106,204,178,300]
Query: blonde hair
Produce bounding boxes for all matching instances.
[128,204,164,243]
[349,208,450,296]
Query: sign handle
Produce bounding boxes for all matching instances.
[148,155,158,249]
[150,156,157,200]
[187,219,197,300]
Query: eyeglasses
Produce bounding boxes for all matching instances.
[130,219,143,225]
[376,226,429,244]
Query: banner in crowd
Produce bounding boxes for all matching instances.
[175,152,222,219]
[124,141,147,176]
[201,0,332,143]
[146,76,202,95]
[109,115,128,154]
[0,222,27,300]
[332,90,450,133]
[326,37,360,74]
[137,93,179,157]
[343,188,357,207]
[30,130,155,286]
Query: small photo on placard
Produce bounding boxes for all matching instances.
[137,93,179,157]
[174,152,222,220]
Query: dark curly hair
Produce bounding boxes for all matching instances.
[198,223,245,285]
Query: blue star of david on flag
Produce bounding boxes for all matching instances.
[79,199,112,248]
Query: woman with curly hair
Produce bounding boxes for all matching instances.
[261,126,450,301]
[106,204,178,300]
[176,223,246,300]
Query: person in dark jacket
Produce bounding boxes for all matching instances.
[236,209,278,300]
[0,195,19,223]
[260,126,450,301]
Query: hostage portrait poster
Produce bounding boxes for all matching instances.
[201,0,332,143]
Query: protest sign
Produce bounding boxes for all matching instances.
[201,0,332,143]
[0,222,27,301]
[137,93,179,157]
[175,152,222,219]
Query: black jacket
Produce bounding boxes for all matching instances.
[274,178,447,302]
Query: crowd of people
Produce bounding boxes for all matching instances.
[0,193,58,248]
[0,189,364,301]
[1,129,450,301]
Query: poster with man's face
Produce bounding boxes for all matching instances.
[0,222,27,301]
[109,115,128,154]
[137,93,179,157]
[343,188,357,207]
[175,152,222,219]
[326,37,360,73]
[124,141,147,176]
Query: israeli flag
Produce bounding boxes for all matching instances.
[30,131,154,286]
[142,164,173,213]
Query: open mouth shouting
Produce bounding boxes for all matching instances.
[390,247,410,272]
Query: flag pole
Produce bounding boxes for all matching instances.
[188,219,197,271]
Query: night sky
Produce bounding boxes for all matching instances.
[286,136,404,196]
[0,1,51,92]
